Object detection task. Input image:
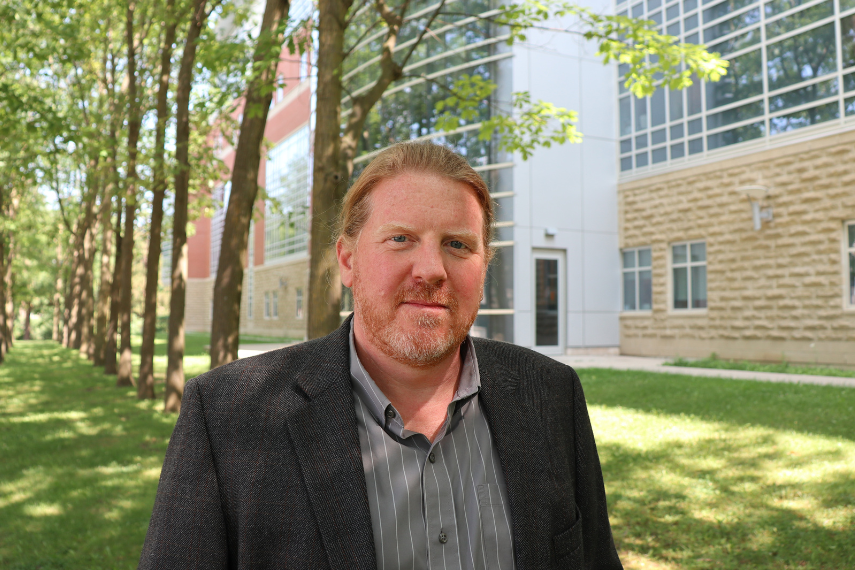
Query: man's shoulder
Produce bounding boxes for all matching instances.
[186,328,350,411]
[471,337,579,384]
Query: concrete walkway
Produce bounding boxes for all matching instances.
[236,343,855,389]
[554,354,855,388]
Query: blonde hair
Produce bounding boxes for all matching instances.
[338,141,494,259]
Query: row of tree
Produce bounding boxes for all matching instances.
[0,0,726,412]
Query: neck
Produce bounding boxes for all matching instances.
[352,316,463,442]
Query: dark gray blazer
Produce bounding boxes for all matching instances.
[139,318,623,570]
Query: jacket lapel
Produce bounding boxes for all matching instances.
[477,344,554,570]
[284,320,377,570]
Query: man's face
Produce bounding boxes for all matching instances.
[337,171,488,367]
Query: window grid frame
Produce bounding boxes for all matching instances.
[621,246,654,312]
[670,239,708,312]
[618,0,855,174]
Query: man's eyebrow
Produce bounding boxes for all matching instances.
[375,223,417,235]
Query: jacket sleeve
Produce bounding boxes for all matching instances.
[138,380,229,570]
[572,370,623,570]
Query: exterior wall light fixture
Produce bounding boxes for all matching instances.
[737,185,773,231]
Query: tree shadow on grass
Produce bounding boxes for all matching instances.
[577,368,855,442]
[597,426,855,570]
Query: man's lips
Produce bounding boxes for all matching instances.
[401,300,448,309]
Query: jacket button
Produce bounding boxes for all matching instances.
[438,531,448,544]
[428,452,436,463]
[385,407,396,419]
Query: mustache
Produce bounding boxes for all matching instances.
[395,283,459,311]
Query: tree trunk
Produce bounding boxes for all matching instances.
[52,233,62,343]
[139,0,177,400]
[104,205,123,375]
[306,0,352,340]
[21,301,31,340]
[209,0,292,368]
[117,1,143,388]
[93,157,117,365]
[78,222,97,358]
[3,229,16,352]
[165,0,209,412]
[306,0,413,339]
[65,238,83,348]
[0,189,5,362]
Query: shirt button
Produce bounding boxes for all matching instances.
[428,452,436,463]
[385,407,396,419]
[438,531,448,544]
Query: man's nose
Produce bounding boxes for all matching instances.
[411,243,447,284]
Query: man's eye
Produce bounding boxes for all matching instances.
[391,235,407,243]
[448,240,466,250]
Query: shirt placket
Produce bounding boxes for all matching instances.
[421,414,462,570]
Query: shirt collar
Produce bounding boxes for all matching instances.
[348,321,481,432]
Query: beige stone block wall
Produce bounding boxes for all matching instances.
[239,254,309,340]
[185,278,214,333]
[619,129,855,366]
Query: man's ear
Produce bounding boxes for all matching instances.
[336,237,354,288]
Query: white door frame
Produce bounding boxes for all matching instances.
[532,249,566,355]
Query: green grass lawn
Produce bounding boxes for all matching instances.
[665,355,855,379]
[1,344,853,569]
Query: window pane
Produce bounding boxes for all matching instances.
[633,2,645,16]
[671,123,685,139]
[844,72,855,93]
[639,248,652,267]
[704,8,760,43]
[766,0,833,40]
[637,152,650,167]
[620,97,632,136]
[840,15,855,69]
[706,49,763,109]
[767,23,837,92]
[639,269,653,310]
[685,13,699,30]
[621,138,633,153]
[849,223,855,247]
[668,21,682,35]
[769,102,840,135]
[652,147,669,163]
[691,265,708,308]
[703,0,758,23]
[691,242,706,261]
[651,89,667,126]
[621,156,634,171]
[709,29,761,54]
[673,244,688,263]
[689,137,705,154]
[688,76,703,115]
[636,96,649,130]
[667,3,681,19]
[535,259,559,346]
[650,11,663,25]
[624,271,638,310]
[850,252,855,305]
[769,78,838,112]
[650,0,663,10]
[671,141,686,158]
[623,250,637,268]
[688,117,703,135]
[669,89,684,121]
[686,32,700,44]
[685,0,698,11]
[707,100,764,129]
[766,0,807,17]
[707,121,765,149]
[652,128,667,144]
[845,95,855,115]
[636,133,649,149]
[673,267,689,308]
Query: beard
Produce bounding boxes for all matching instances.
[353,274,480,368]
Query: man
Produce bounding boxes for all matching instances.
[139,142,622,570]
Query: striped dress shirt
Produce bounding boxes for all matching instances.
[349,327,516,570]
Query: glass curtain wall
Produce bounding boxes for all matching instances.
[618,0,855,173]
[343,0,515,341]
[265,126,311,261]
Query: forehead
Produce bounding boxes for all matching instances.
[364,172,484,229]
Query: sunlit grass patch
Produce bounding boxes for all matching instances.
[580,368,855,570]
